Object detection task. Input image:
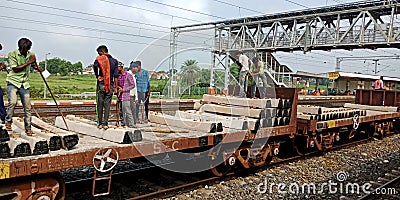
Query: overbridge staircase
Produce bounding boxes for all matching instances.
[259,52,293,88]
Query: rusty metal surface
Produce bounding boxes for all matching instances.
[0,173,64,200]
[0,122,297,180]
[355,89,400,107]
[297,118,317,135]
[254,125,296,138]
[310,113,398,131]
[298,95,355,107]
[9,88,398,185]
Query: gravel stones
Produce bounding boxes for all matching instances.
[165,134,400,199]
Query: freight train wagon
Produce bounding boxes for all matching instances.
[0,88,398,199]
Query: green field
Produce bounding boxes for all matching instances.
[0,73,179,100]
[0,72,97,100]
[0,73,209,100]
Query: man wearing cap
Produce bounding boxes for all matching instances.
[115,62,136,128]
[130,61,150,123]
[93,45,118,130]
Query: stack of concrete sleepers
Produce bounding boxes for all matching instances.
[193,94,292,129]
[31,116,79,150]
[0,125,11,158]
[175,110,257,131]
[55,115,142,144]
[149,111,223,133]
[297,105,366,121]
[0,116,81,159]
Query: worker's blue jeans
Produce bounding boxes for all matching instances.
[6,83,31,130]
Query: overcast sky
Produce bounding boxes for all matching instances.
[2,0,400,76]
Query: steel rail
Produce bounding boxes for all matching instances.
[358,170,400,200]
[122,135,387,199]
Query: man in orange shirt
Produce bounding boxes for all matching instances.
[93,45,119,129]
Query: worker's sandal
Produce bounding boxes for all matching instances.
[26,130,33,136]
[5,123,11,131]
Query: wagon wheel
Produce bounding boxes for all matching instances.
[93,148,119,173]
[210,156,235,177]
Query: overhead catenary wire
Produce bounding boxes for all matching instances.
[143,0,225,19]
[0,15,210,47]
[0,25,211,50]
[0,5,168,32]
[211,0,265,15]
[4,1,170,29]
[0,4,212,40]
[283,0,310,9]
[275,54,336,65]
[5,0,399,76]
[98,0,201,23]
[277,59,334,69]
[7,0,201,23]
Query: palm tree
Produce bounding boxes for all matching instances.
[180,59,200,95]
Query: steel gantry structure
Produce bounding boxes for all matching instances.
[170,0,400,92]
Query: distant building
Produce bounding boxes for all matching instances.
[82,67,94,75]
[149,71,169,80]
[293,70,400,95]
[328,71,400,92]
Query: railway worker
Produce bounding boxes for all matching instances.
[5,38,42,136]
[115,62,136,128]
[0,44,7,124]
[237,51,250,98]
[131,61,150,124]
[250,56,269,98]
[374,76,384,90]
[128,61,138,124]
[93,45,119,130]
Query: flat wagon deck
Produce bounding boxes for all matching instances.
[1,88,399,199]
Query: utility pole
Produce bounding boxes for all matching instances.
[336,55,398,73]
[44,53,50,99]
[373,59,379,74]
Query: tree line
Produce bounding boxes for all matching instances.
[38,58,83,76]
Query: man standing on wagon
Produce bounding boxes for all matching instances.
[130,61,150,123]
[237,51,250,97]
[115,62,136,128]
[93,45,118,130]
[5,38,42,136]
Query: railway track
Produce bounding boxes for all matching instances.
[10,95,353,117]
[357,167,400,200]
[128,135,396,199]
[11,101,195,117]
[64,134,386,200]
